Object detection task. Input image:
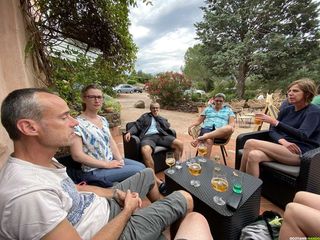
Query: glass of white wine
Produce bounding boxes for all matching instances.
[188,162,202,187]
[165,152,176,174]
[211,172,229,205]
[197,141,208,163]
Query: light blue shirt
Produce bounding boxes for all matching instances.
[145,116,159,135]
[201,105,235,129]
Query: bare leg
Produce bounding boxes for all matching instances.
[171,139,184,160]
[192,125,233,148]
[141,145,162,185]
[240,139,300,176]
[293,191,320,210]
[245,149,273,177]
[204,138,213,158]
[198,125,233,141]
[146,170,163,201]
[279,202,320,239]
[174,212,213,240]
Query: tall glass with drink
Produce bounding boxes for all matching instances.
[165,152,176,174]
[188,162,202,187]
[254,112,263,125]
[197,141,208,163]
[232,171,243,194]
[211,172,229,205]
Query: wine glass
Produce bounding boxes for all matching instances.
[188,162,202,187]
[211,172,229,205]
[197,141,208,163]
[165,152,176,174]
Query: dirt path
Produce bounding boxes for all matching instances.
[117,92,265,141]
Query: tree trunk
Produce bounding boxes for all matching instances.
[236,62,249,98]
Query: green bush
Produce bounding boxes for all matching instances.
[127,79,137,85]
[146,72,192,107]
[103,95,121,113]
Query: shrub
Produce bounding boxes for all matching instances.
[146,72,192,107]
[103,95,121,113]
[127,79,137,85]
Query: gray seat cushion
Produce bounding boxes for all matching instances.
[261,162,300,177]
[154,146,169,154]
[238,149,300,177]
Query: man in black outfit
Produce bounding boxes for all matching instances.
[124,102,183,194]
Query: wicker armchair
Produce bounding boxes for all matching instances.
[123,122,177,173]
[235,130,320,209]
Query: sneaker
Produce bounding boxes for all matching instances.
[159,181,168,196]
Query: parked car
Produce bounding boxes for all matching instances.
[113,84,142,93]
[183,89,206,96]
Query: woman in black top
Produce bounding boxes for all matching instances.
[240,78,320,177]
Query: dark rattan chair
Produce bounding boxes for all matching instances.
[235,130,320,209]
[123,122,177,173]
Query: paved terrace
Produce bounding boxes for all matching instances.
[113,92,284,215]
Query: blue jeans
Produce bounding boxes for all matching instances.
[87,158,145,184]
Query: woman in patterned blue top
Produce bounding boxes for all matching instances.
[240,78,320,177]
[70,84,145,185]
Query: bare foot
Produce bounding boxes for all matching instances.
[191,139,198,147]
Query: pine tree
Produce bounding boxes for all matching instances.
[196,0,320,98]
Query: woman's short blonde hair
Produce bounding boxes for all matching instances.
[288,78,316,103]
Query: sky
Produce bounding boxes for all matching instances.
[129,0,205,74]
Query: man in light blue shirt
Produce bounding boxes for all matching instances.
[188,93,235,158]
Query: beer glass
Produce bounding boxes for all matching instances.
[197,142,207,163]
[211,172,229,205]
[188,162,202,187]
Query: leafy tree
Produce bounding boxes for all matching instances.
[146,72,192,107]
[196,0,320,98]
[183,44,213,91]
[129,70,154,84]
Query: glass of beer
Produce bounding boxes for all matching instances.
[197,142,208,163]
[165,152,176,174]
[211,172,229,205]
[188,162,202,187]
[254,113,263,125]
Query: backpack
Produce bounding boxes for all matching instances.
[240,211,283,240]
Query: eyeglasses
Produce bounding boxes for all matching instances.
[215,100,223,103]
[85,95,104,100]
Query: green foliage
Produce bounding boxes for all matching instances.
[49,50,124,110]
[183,44,213,91]
[196,0,320,98]
[103,95,121,113]
[129,70,154,84]
[23,0,139,77]
[127,79,137,85]
[146,72,192,107]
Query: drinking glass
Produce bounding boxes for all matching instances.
[188,162,202,187]
[185,143,193,167]
[197,142,208,163]
[254,113,263,125]
[232,171,243,194]
[175,159,182,170]
[165,152,176,174]
[211,172,229,205]
[213,155,221,172]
